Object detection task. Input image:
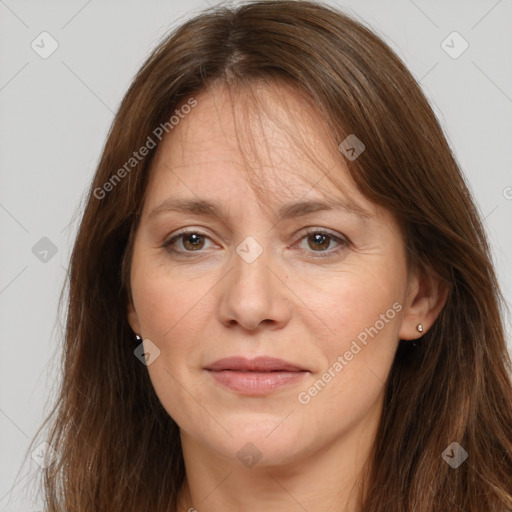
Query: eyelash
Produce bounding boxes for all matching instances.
[162,228,349,259]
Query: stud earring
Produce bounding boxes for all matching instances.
[134,334,142,343]
[416,324,423,333]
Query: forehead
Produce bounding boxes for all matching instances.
[144,80,376,218]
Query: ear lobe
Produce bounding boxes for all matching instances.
[398,266,449,340]
[127,302,141,336]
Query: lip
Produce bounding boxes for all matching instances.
[204,356,308,372]
[204,356,309,395]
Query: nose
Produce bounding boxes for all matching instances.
[217,240,292,332]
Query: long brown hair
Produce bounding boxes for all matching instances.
[28,1,512,510]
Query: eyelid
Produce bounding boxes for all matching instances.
[297,226,348,241]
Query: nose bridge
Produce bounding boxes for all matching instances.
[232,233,274,299]
[217,232,291,331]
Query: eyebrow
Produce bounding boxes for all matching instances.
[147,197,374,222]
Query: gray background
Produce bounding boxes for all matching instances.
[1,0,511,509]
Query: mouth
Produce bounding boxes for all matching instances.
[204,356,308,372]
[204,356,309,395]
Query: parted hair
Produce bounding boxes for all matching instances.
[29,1,512,510]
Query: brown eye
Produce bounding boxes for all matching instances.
[181,232,206,251]
[164,231,213,254]
[297,229,349,258]
[306,232,332,251]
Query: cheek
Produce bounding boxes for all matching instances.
[294,286,401,437]
[303,262,403,342]
[131,250,210,340]
[131,267,211,417]
[298,265,404,398]
[130,259,220,414]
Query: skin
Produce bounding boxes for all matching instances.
[127,81,447,512]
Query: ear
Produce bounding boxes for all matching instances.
[398,264,449,340]
[127,301,141,336]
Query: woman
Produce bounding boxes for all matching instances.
[33,0,512,510]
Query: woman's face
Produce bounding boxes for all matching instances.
[128,82,420,468]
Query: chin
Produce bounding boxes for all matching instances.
[196,415,315,468]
